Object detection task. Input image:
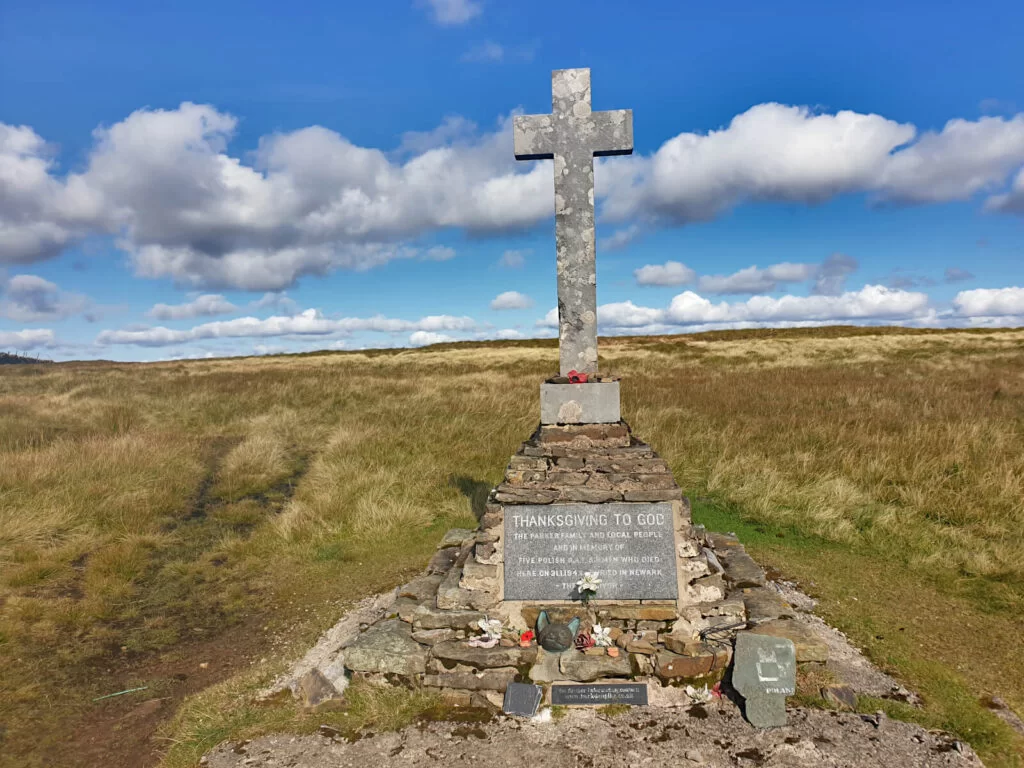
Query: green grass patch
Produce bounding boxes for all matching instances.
[692,496,1024,768]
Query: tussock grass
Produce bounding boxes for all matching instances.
[0,326,1022,766]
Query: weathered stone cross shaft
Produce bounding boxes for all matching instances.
[514,68,633,376]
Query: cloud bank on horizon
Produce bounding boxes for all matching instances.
[1,98,1024,359]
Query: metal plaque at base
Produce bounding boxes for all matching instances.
[551,683,648,706]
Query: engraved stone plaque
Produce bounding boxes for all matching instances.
[551,683,648,706]
[503,502,678,600]
[733,632,797,728]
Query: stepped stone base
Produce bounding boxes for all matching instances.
[338,419,823,707]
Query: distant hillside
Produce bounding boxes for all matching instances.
[0,352,50,365]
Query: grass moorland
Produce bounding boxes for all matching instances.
[0,326,1022,767]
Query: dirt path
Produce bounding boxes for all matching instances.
[203,703,980,768]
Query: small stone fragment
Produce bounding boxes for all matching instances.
[742,588,795,622]
[720,549,767,588]
[296,669,341,708]
[412,628,457,645]
[427,547,460,575]
[438,528,477,549]
[398,574,443,602]
[687,574,725,603]
[822,683,857,711]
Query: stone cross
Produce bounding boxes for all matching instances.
[514,68,633,376]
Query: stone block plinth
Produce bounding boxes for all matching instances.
[540,381,620,425]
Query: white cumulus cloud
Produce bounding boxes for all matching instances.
[0,328,55,350]
[96,309,477,347]
[953,287,1024,317]
[490,290,534,310]
[634,261,696,287]
[537,285,931,331]
[1,104,550,289]
[409,330,455,346]
[599,104,1024,224]
[698,262,816,295]
[148,294,238,320]
[5,101,1024,293]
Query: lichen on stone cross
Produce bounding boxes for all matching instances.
[513,68,633,376]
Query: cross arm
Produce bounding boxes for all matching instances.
[513,114,556,160]
[590,109,634,157]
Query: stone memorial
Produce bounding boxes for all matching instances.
[336,67,825,710]
[732,632,797,728]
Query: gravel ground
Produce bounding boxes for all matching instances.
[203,702,981,768]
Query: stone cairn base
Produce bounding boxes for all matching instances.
[341,421,814,710]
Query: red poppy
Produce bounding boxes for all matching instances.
[567,370,588,384]
[519,630,535,644]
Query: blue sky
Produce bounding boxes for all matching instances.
[1,0,1022,361]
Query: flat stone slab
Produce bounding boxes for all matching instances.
[540,381,620,424]
[559,649,632,681]
[503,502,678,600]
[749,619,829,663]
[423,666,518,692]
[343,620,427,676]
[431,640,538,670]
[721,549,767,588]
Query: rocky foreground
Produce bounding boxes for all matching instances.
[203,703,980,768]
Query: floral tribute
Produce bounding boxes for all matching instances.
[574,631,595,652]
[591,624,613,647]
[468,617,503,648]
[575,572,601,606]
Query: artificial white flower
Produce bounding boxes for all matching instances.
[591,623,613,647]
[575,572,602,593]
[477,617,503,640]
[685,683,713,703]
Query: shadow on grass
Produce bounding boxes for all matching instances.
[448,475,492,522]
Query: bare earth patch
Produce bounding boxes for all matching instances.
[203,705,981,768]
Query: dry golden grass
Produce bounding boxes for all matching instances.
[0,325,1022,766]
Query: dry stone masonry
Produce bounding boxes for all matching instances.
[341,418,812,713]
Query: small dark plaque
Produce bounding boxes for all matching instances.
[551,683,648,706]
[504,502,678,600]
[503,682,543,717]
